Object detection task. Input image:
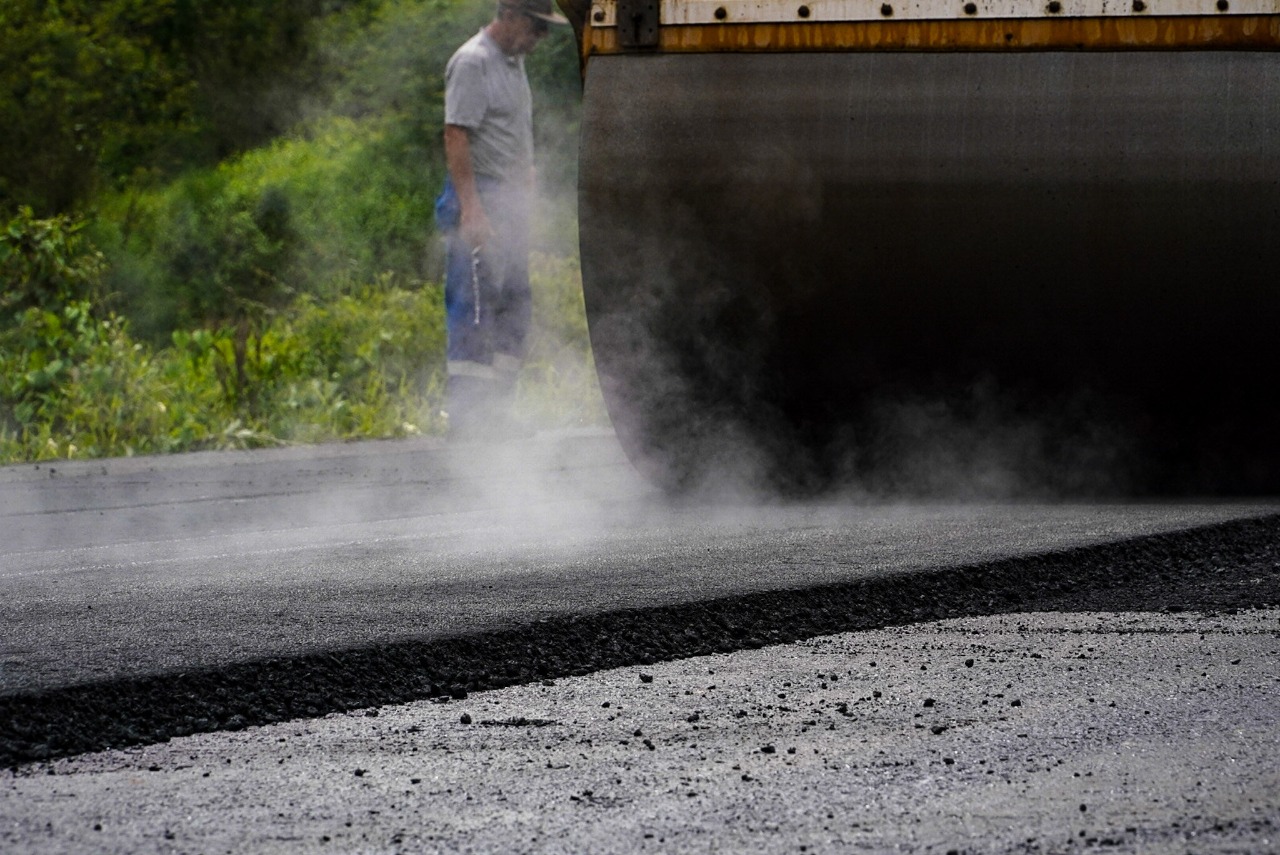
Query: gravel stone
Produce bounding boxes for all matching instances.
[7,609,1276,854]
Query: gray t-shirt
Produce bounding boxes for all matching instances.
[444,29,533,185]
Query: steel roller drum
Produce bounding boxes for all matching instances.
[575,10,1280,493]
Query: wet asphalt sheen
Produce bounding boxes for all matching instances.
[0,430,1277,852]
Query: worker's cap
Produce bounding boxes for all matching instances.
[502,0,570,25]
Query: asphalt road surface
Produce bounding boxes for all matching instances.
[1,429,1277,852]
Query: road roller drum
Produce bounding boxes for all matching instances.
[564,0,1280,493]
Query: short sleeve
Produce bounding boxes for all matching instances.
[445,50,486,129]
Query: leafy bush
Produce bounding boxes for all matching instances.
[93,151,254,339]
[0,0,356,216]
[0,206,105,314]
[93,117,435,341]
[0,207,210,458]
[0,283,443,462]
[0,302,221,460]
[0,252,603,463]
[247,282,448,441]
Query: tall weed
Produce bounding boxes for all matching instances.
[517,252,606,428]
[1,254,603,463]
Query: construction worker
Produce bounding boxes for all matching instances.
[435,0,568,438]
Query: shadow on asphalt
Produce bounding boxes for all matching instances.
[3,513,1277,767]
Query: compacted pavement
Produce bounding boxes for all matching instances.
[1,430,1277,852]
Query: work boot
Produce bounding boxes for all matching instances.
[446,373,532,442]
[445,374,498,440]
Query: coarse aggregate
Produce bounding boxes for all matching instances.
[3,608,1277,854]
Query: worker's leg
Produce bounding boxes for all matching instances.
[443,228,500,435]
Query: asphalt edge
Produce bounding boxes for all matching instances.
[3,512,1277,768]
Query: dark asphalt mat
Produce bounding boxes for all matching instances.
[2,513,1277,767]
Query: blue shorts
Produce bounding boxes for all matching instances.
[436,176,532,375]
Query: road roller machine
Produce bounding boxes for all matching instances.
[561,0,1280,494]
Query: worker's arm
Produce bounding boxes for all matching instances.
[444,124,492,249]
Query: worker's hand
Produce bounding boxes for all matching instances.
[460,203,493,250]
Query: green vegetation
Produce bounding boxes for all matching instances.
[0,0,603,464]
[1,0,337,215]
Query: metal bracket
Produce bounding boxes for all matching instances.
[617,0,660,46]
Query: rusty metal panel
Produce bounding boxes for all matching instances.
[585,15,1280,50]
[591,0,1280,26]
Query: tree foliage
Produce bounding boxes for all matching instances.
[0,0,359,216]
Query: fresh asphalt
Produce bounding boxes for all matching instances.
[1,429,1277,852]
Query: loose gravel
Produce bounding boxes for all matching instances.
[3,608,1277,854]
